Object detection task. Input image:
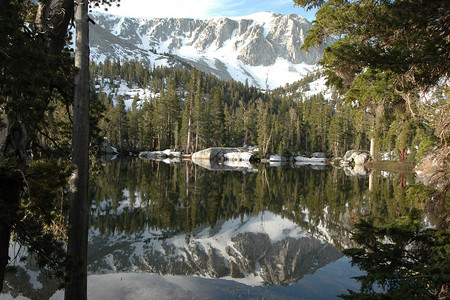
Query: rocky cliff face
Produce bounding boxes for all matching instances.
[87,212,343,286]
[89,12,330,89]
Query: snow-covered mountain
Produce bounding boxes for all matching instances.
[88,212,343,287]
[89,11,330,89]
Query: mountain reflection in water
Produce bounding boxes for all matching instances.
[4,157,411,299]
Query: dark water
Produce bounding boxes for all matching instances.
[3,157,411,299]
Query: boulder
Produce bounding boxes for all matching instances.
[342,150,371,165]
[139,151,164,159]
[343,165,370,176]
[269,154,286,162]
[191,158,222,170]
[192,147,245,161]
[161,149,181,157]
[351,151,371,165]
[294,156,326,164]
[247,146,260,153]
[139,149,180,160]
[311,152,329,158]
[343,150,356,160]
[224,152,254,162]
[100,145,118,154]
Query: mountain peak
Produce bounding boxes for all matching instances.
[90,12,328,89]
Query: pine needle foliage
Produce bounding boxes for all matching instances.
[342,208,449,299]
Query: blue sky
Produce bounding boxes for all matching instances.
[94,0,317,21]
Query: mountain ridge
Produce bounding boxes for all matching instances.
[88,211,344,286]
[89,11,330,89]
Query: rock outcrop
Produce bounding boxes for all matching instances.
[139,149,181,159]
[341,150,371,166]
[192,147,250,161]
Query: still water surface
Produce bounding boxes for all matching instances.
[4,157,409,299]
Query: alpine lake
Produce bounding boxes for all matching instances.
[3,156,419,299]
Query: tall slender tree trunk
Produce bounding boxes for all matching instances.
[244,126,248,147]
[186,99,193,154]
[400,147,408,162]
[369,171,374,192]
[195,124,199,152]
[370,136,375,159]
[65,1,90,299]
[186,115,192,153]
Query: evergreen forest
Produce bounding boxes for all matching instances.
[90,57,442,164]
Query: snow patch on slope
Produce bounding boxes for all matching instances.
[90,11,329,90]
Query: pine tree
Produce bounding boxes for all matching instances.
[192,78,206,151]
[140,100,155,149]
[164,78,180,149]
[209,86,225,146]
[128,95,141,151]
[114,95,129,151]
[256,99,273,157]
[295,0,449,178]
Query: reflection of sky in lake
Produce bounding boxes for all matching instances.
[46,257,363,300]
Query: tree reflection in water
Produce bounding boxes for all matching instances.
[90,157,415,240]
[4,157,446,299]
[342,209,449,299]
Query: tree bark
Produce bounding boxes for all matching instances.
[65,1,90,299]
[370,136,375,159]
[35,0,74,55]
[186,108,192,154]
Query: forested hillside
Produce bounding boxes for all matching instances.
[90,58,434,162]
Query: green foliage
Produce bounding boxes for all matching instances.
[13,160,73,276]
[298,0,449,88]
[93,61,340,155]
[0,1,74,144]
[405,183,436,209]
[91,52,440,161]
[416,136,439,161]
[342,209,450,299]
[294,0,450,165]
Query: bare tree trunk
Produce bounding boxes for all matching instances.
[244,127,248,147]
[370,136,375,159]
[263,129,273,157]
[186,112,192,154]
[195,124,199,152]
[65,1,89,299]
